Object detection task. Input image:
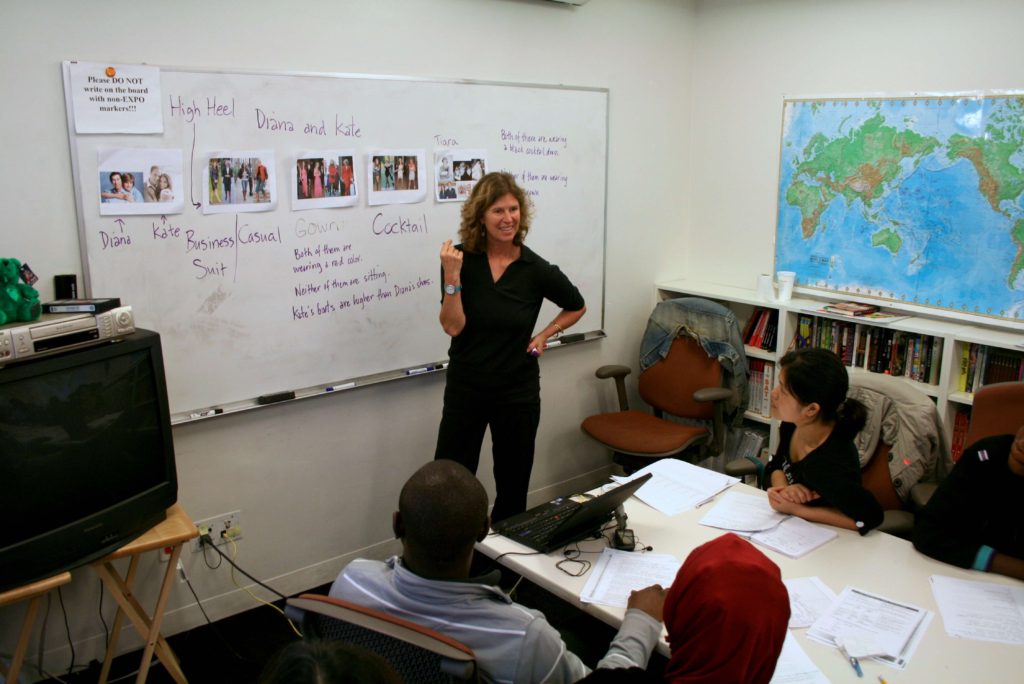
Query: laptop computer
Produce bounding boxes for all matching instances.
[491,474,652,553]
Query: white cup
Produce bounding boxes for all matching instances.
[776,271,796,302]
[756,273,774,301]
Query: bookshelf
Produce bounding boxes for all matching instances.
[657,279,1023,454]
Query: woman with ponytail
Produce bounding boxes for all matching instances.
[763,348,883,534]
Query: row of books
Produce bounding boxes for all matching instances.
[950,406,972,462]
[957,343,1024,392]
[726,426,769,466]
[741,308,778,351]
[794,314,942,385]
[746,359,775,418]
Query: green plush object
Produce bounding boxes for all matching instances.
[0,258,42,325]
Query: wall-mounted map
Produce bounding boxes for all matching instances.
[775,94,1024,325]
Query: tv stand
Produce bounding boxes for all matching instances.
[91,503,198,684]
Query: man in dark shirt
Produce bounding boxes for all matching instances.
[913,426,1024,580]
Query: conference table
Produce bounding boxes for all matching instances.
[476,480,1022,683]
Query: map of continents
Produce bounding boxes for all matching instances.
[775,95,1024,323]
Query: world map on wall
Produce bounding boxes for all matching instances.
[775,95,1024,323]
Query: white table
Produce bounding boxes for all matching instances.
[477,481,1022,683]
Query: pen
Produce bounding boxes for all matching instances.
[838,644,863,678]
[325,382,356,392]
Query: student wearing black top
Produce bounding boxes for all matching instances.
[763,348,883,535]
[913,426,1024,580]
[435,172,585,521]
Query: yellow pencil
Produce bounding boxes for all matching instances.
[878,676,888,684]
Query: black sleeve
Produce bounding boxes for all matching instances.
[801,443,884,535]
[542,263,585,311]
[912,436,1009,568]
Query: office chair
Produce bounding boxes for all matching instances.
[581,334,735,474]
[286,594,478,683]
[963,381,1024,447]
[909,380,1024,508]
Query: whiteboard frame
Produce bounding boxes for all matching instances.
[61,61,610,423]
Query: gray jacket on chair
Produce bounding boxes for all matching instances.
[640,297,749,419]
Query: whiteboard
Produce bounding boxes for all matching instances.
[63,63,607,420]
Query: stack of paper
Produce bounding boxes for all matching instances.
[748,517,838,559]
[580,548,681,607]
[699,491,788,532]
[784,577,838,629]
[807,586,932,670]
[697,492,836,558]
[611,458,738,516]
[929,575,1024,644]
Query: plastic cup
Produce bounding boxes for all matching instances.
[776,271,796,302]
[757,273,775,301]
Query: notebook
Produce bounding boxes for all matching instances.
[492,474,652,553]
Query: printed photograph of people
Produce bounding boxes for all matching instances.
[204,151,276,215]
[97,148,185,216]
[292,151,358,210]
[434,149,487,202]
[366,149,426,207]
[208,157,269,205]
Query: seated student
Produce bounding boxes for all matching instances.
[663,533,790,683]
[762,348,884,534]
[329,460,665,683]
[259,640,400,684]
[580,533,789,684]
[913,426,1024,581]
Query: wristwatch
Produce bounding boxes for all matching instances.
[443,283,462,296]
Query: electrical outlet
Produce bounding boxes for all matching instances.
[192,510,243,553]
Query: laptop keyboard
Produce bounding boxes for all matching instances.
[497,499,579,541]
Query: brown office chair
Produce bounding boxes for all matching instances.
[581,335,735,474]
[910,380,1024,508]
[286,594,478,683]
[963,381,1024,446]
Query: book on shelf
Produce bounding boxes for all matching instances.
[820,301,879,316]
[951,406,971,462]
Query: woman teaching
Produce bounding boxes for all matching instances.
[435,172,586,522]
[763,347,884,534]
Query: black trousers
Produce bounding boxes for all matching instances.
[434,382,541,523]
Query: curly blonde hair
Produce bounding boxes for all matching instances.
[458,172,531,253]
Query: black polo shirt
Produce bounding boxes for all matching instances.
[444,244,584,393]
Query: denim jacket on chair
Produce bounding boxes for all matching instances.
[639,297,749,419]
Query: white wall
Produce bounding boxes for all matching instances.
[0,0,696,674]
[687,0,1024,288]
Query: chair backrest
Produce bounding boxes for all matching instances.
[287,594,478,683]
[964,381,1024,448]
[638,336,722,420]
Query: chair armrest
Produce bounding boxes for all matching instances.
[909,482,938,510]
[594,364,632,411]
[594,364,631,380]
[877,510,914,540]
[693,387,733,403]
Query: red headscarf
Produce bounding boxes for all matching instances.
[663,533,790,684]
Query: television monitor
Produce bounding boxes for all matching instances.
[0,329,178,592]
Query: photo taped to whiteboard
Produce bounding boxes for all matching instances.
[204,150,277,214]
[97,148,184,216]
[292,150,358,210]
[366,149,427,206]
[435,148,487,202]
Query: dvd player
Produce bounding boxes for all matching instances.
[0,306,135,364]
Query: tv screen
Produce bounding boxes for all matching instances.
[0,329,178,591]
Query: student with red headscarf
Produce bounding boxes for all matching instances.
[662,533,790,684]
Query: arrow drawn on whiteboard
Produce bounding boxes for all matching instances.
[189,122,202,210]
[114,218,125,229]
